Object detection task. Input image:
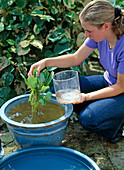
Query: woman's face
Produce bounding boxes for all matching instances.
[80,19,107,42]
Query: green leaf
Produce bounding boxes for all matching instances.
[35,17,44,27]
[0,98,4,107]
[1,72,14,86]
[39,95,46,105]
[6,39,15,45]
[23,56,37,66]
[27,76,38,89]
[0,87,10,99]
[0,57,10,71]
[0,22,4,32]
[40,86,49,93]
[46,67,57,71]
[42,69,49,81]
[19,72,31,88]
[15,0,26,8]
[33,68,38,77]
[63,0,74,8]
[39,72,45,85]
[22,14,33,27]
[58,37,69,44]
[20,40,30,48]
[66,12,75,19]
[30,40,43,50]
[0,0,8,9]
[6,24,14,30]
[54,43,73,54]
[11,8,23,15]
[17,46,30,56]
[48,29,65,42]
[45,91,52,101]
[13,23,22,30]
[0,31,10,43]
[18,64,27,78]
[46,71,54,85]
[48,0,55,7]
[31,10,43,16]
[51,6,59,15]
[31,10,54,22]
[33,24,45,35]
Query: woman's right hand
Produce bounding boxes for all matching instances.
[28,59,46,77]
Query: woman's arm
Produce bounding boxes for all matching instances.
[28,44,95,77]
[74,72,124,103]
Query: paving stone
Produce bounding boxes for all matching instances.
[103,141,124,170]
[0,116,124,170]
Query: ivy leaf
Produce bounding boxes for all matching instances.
[58,37,69,44]
[0,0,8,9]
[0,31,9,43]
[6,39,15,45]
[0,98,4,107]
[33,24,45,35]
[15,0,26,8]
[47,67,57,71]
[48,29,65,42]
[0,57,10,71]
[63,0,74,8]
[0,87,10,99]
[1,72,14,86]
[30,40,43,50]
[20,40,30,48]
[17,46,30,56]
[54,43,73,54]
[0,22,4,32]
[22,14,33,27]
[31,10,54,22]
[51,6,59,15]
[11,8,23,15]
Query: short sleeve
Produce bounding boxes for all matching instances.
[84,38,98,49]
[118,52,124,74]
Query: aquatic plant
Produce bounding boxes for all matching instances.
[21,69,54,123]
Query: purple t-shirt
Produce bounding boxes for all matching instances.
[84,35,124,86]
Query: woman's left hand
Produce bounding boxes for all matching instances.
[73,93,86,104]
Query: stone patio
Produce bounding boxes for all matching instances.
[0,113,124,170]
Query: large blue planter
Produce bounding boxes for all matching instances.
[0,94,73,148]
[0,146,101,170]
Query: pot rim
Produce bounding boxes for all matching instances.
[0,146,100,170]
[0,94,73,128]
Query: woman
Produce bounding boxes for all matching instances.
[28,0,124,143]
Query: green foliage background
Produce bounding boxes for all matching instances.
[0,0,87,106]
[0,0,123,106]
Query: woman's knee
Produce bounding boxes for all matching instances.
[78,107,99,131]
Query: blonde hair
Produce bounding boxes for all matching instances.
[79,0,124,39]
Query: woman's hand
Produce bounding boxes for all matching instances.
[73,93,86,104]
[28,59,46,77]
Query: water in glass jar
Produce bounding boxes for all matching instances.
[56,89,81,104]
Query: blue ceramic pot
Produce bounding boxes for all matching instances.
[0,146,101,170]
[0,94,73,148]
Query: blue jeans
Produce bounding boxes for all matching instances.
[78,75,124,140]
